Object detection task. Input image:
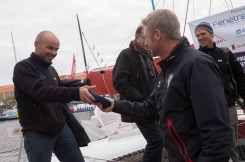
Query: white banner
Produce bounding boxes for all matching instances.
[189,5,245,68]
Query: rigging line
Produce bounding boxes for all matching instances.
[229,0,233,8]
[17,51,21,61]
[17,135,23,162]
[162,0,166,8]
[11,32,17,64]
[223,0,230,9]
[101,73,111,96]
[192,0,195,20]
[76,14,88,74]
[211,0,215,14]
[155,0,161,7]
[82,32,101,69]
[106,30,134,65]
[182,0,190,36]
[173,0,174,12]
[220,0,229,10]
[208,0,212,16]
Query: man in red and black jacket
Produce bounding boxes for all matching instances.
[113,25,163,162]
[98,9,232,162]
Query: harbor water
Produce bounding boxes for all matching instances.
[0,111,94,162]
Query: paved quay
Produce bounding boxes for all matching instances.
[0,111,94,162]
[1,111,169,162]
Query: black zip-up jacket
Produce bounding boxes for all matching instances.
[113,37,232,161]
[199,44,245,107]
[113,41,158,122]
[13,53,81,135]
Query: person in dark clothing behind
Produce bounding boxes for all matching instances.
[13,31,96,162]
[195,22,245,162]
[97,9,233,162]
[112,25,163,162]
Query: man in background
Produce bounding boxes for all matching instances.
[195,22,245,162]
[112,25,163,162]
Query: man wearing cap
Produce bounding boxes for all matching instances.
[195,22,245,162]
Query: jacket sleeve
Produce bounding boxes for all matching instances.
[113,93,159,120]
[60,79,90,87]
[113,50,145,101]
[229,50,245,101]
[13,61,80,103]
[187,58,232,161]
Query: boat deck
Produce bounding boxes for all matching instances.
[111,148,168,162]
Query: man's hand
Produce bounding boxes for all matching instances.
[79,85,96,104]
[96,97,115,112]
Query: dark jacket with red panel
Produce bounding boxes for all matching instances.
[112,41,158,122]
[113,37,232,161]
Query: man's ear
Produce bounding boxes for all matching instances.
[154,29,162,41]
[34,40,38,47]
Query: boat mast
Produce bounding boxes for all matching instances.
[76,14,88,74]
[11,32,18,64]
[151,0,155,10]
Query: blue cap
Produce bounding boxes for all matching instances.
[195,22,213,33]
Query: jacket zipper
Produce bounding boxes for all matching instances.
[167,119,192,162]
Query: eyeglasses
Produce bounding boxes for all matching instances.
[138,34,146,39]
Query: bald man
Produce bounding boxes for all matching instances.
[13,31,95,162]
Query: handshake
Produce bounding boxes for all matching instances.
[79,86,114,112]
[88,90,111,107]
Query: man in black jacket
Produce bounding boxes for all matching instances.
[195,22,245,162]
[13,31,95,162]
[113,25,163,162]
[97,9,232,162]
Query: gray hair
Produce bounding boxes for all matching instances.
[142,9,181,40]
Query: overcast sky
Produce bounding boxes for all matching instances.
[0,0,243,86]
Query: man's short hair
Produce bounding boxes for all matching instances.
[195,22,213,34]
[141,9,181,40]
[135,25,143,35]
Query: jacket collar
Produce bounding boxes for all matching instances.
[199,42,216,53]
[158,37,190,71]
[30,52,52,67]
[130,41,149,55]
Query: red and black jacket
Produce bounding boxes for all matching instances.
[113,41,158,122]
[113,37,232,161]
